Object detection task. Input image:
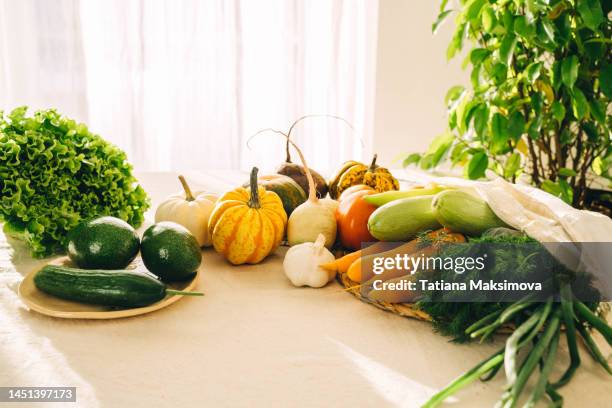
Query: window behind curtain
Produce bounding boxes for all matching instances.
[0,0,378,175]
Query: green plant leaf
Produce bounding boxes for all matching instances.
[548,2,569,20]
[589,99,605,125]
[577,0,604,31]
[571,88,590,120]
[558,178,574,203]
[421,132,454,169]
[526,0,547,14]
[531,92,544,115]
[481,5,497,32]
[507,111,526,140]
[490,113,510,153]
[433,10,454,34]
[402,153,422,168]
[440,0,449,13]
[555,13,572,45]
[447,23,467,60]
[467,151,489,179]
[551,100,566,123]
[528,114,543,139]
[551,60,562,91]
[491,112,508,140]
[560,128,573,145]
[473,105,489,139]
[450,143,468,165]
[504,152,521,179]
[582,121,598,142]
[492,63,508,84]
[561,55,579,89]
[592,156,605,176]
[470,48,491,66]
[558,167,577,177]
[513,15,535,39]
[541,180,572,203]
[540,20,556,44]
[499,34,518,66]
[524,62,543,82]
[445,85,466,106]
[600,64,612,99]
[466,0,488,21]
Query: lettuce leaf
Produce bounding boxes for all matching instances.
[0,107,150,257]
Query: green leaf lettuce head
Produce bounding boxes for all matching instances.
[0,107,150,257]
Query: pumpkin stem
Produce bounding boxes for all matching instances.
[178,175,195,201]
[248,167,261,208]
[368,154,378,171]
[246,127,317,203]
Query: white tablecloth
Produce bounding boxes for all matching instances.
[1,171,610,408]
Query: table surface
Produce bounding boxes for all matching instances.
[1,171,610,408]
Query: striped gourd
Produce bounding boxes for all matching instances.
[209,167,287,265]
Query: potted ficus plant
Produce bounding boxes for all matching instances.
[405,0,611,214]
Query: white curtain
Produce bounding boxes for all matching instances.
[0,0,378,175]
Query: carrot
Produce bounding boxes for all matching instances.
[347,228,464,283]
[319,241,396,274]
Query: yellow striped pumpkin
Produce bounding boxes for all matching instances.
[208,167,287,265]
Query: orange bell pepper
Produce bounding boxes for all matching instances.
[336,185,378,251]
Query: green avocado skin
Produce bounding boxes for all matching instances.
[140,222,202,282]
[66,216,140,269]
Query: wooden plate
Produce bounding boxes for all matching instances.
[18,256,200,319]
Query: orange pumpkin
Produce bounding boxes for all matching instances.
[336,185,378,250]
[208,167,287,265]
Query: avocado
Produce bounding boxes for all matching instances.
[140,222,202,282]
[66,216,140,269]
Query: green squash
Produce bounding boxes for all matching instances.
[244,174,307,216]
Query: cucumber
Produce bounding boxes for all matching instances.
[34,265,201,308]
[367,196,441,241]
[363,185,449,207]
[432,190,509,236]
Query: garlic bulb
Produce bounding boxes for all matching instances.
[283,234,336,288]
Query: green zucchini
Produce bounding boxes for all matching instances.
[34,265,202,308]
[363,185,449,207]
[367,196,441,241]
[431,190,509,236]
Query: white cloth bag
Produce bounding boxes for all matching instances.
[416,176,612,298]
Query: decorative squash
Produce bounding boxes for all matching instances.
[328,154,399,199]
[336,185,378,250]
[208,167,287,265]
[154,175,218,247]
[243,174,306,216]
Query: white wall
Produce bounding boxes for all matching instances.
[373,0,467,167]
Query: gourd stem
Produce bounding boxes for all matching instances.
[284,114,359,164]
[178,175,195,201]
[166,289,204,296]
[286,136,317,203]
[369,154,378,171]
[285,139,292,163]
[248,167,261,208]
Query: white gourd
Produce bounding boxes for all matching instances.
[155,176,218,247]
[282,137,337,248]
[283,234,336,287]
